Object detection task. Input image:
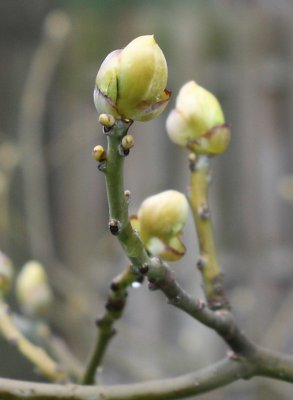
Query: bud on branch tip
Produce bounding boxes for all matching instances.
[166,81,231,156]
[94,35,170,122]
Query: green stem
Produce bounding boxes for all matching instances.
[104,119,149,269]
[189,155,228,310]
[82,266,139,385]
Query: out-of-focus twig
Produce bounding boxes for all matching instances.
[83,265,142,384]
[0,301,66,382]
[18,10,70,261]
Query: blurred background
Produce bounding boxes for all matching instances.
[0,0,293,398]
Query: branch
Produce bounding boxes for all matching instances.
[93,118,293,392]
[18,10,70,261]
[188,154,228,310]
[0,358,253,399]
[83,266,141,384]
[0,302,66,382]
[102,119,150,269]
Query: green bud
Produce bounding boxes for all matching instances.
[166,81,231,155]
[0,251,14,296]
[94,35,170,121]
[131,190,188,261]
[16,261,52,318]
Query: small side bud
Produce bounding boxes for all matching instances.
[133,190,189,261]
[121,135,135,150]
[0,251,14,296]
[16,261,52,318]
[92,145,107,162]
[166,81,231,156]
[98,113,115,129]
[124,190,131,202]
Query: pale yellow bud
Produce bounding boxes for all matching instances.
[16,261,52,317]
[94,35,170,121]
[99,113,115,129]
[0,251,14,296]
[131,190,188,261]
[121,134,135,150]
[92,145,107,162]
[166,81,231,155]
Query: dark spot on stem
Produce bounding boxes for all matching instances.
[108,219,121,235]
[110,281,120,292]
[140,264,149,274]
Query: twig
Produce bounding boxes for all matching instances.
[2,350,293,400]
[102,119,150,270]
[0,358,255,400]
[188,154,228,310]
[0,301,66,382]
[18,10,70,261]
[83,266,140,384]
[93,118,293,393]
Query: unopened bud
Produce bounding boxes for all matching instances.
[98,113,115,129]
[131,190,188,261]
[92,145,107,162]
[121,135,134,150]
[16,261,52,318]
[94,35,171,121]
[166,81,230,156]
[0,251,14,296]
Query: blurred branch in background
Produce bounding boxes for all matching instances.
[18,10,70,263]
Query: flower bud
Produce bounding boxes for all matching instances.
[166,81,230,155]
[92,145,107,162]
[94,35,170,121]
[0,251,14,296]
[131,190,188,261]
[16,261,52,318]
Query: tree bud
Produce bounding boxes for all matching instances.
[94,35,170,121]
[0,251,14,296]
[131,190,188,261]
[166,81,230,155]
[16,261,52,318]
[92,145,107,162]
